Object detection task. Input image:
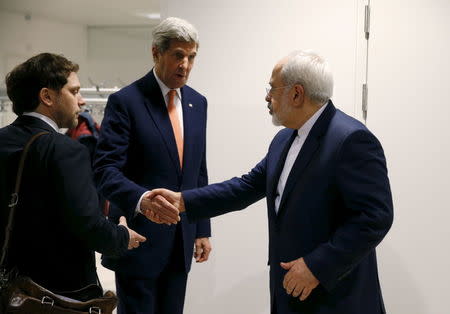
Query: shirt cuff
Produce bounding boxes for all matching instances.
[135,191,150,217]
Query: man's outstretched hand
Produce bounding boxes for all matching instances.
[140,189,185,224]
[118,216,147,249]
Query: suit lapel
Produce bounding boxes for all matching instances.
[277,135,320,214]
[266,129,297,216]
[276,101,337,215]
[180,87,194,175]
[140,71,181,174]
[267,129,297,200]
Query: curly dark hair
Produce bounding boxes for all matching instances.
[5,53,79,115]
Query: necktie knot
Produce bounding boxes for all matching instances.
[168,89,177,107]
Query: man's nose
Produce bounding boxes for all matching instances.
[78,94,86,107]
[179,57,188,69]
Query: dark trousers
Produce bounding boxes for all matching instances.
[271,296,278,314]
[116,225,188,314]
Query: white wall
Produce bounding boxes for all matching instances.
[163,1,362,313]
[0,10,87,126]
[0,10,87,85]
[87,26,154,88]
[0,10,153,126]
[363,1,450,313]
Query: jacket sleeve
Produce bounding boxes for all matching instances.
[93,93,147,219]
[194,97,211,238]
[303,129,394,291]
[50,136,129,257]
[183,156,267,221]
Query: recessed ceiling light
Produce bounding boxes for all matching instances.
[136,12,161,20]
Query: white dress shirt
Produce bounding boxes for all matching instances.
[23,112,59,132]
[274,103,328,214]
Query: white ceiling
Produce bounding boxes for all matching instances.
[0,0,160,26]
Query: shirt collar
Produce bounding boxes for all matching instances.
[297,101,328,137]
[23,112,59,132]
[153,69,182,102]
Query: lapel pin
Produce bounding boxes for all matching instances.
[189,103,193,108]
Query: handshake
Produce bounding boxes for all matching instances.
[140,189,185,225]
[115,189,186,252]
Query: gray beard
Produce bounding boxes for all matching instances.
[272,114,282,126]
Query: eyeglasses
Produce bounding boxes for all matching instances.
[265,85,292,96]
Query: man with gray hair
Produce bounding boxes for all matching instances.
[93,17,212,314]
[148,50,394,314]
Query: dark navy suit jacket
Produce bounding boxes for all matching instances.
[183,102,393,314]
[0,116,129,291]
[94,70,211,277]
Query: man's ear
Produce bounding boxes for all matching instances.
[152,46,159,63]
[39,88,53,107]
[293,84,305,105]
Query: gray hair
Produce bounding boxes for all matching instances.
[152,17,199,53]
[281,50,333,103]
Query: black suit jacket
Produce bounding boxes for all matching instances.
[0,115,129,291]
